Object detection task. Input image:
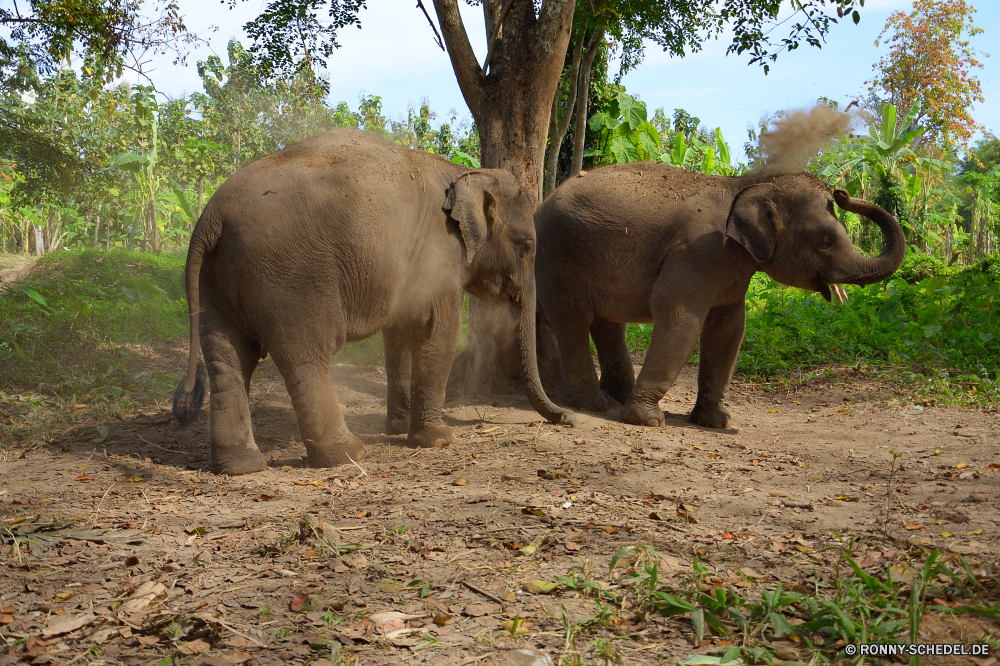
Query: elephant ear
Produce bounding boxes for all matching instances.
[725,183,777,264]
[443,172,500,263]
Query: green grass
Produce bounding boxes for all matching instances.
[0,248,387,448]
[552,542,999,666]
[0,249,189,446]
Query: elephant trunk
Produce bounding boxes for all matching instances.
[827,190,907,286]
[519,276,576,426]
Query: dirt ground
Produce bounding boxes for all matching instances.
[1,339,999,666]
[0,257,37,284]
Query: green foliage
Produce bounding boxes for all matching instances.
[0,249,188,445]
[600,542,989,666]
[734,252,1000,403]
[0,41,479,255]
[586,91,739,175]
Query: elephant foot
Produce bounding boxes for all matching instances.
[386,413,410,436]
[621,399,665,427]
[408,423,455,449]
[563,384,609,412]
[211,446,268,476]
[689,402,731,429]
[304,426,366,468]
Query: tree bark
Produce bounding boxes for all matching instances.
[571,29,603,176]
[543,35,584,198]
[434,0,576,397]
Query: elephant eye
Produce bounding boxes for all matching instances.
[818,234,833,250]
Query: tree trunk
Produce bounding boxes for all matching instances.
[196,176,205,219]
[570,33,602,176]
[433,0,576,398]
[94,204,102,248]
[543,36,584,198]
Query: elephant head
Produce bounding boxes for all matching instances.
[725,174,906,300]
[444,172,575,425]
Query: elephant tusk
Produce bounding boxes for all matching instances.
[836,283,849,303]
[830,283,844,305]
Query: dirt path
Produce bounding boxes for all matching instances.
[0,256,37,283]
[1,348,998,665]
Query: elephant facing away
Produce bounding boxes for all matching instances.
[173,129,574,475]
[535,165,905,429]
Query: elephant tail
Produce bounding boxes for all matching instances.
[172,206,222,428]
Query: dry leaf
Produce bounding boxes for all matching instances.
[290,593,309,612]
[368,611,425,624]
[956,463,969,469]
[452,476,468,486]
[905,523,925,531]
[179,638,211,655]
[42,613,96,637]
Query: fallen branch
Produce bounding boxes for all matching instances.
[461,580,506,605]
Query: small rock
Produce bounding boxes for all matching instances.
[506,648,554,666]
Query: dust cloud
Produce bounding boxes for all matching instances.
[757,104,853,174]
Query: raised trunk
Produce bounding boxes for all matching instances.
[828,190,907,285]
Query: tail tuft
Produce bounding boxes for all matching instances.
[173,362,207,428]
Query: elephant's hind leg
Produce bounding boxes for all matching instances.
[271,340,365,468]
[406,293,461,449]
[201,302,266,475]
[590,318,634,405]
[383,327,412,436]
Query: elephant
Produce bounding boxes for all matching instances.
[173,128,574,475]
[534,164,905,429]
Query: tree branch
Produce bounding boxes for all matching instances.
[482,0,515,73]
[431,0,485,119]
[415,0,445,52]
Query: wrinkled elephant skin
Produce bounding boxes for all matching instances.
[173,129,572,475]
[535,165,905,429]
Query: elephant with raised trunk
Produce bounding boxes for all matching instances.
[173,129,574,475]
[535,165,905,428]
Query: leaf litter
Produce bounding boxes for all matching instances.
[0,357,998,664]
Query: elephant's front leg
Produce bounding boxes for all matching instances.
[406,293,461,448]
[383,327,412,436]
[621,286,708,427]
[690,301,745,428]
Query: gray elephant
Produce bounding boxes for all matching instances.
[535,165,904,428]
[173,129,574,475]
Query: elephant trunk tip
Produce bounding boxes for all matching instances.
[173,362,206,428]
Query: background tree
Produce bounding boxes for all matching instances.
[866,0,985,150]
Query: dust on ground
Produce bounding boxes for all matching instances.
[2,341,999,666]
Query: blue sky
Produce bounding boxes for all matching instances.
[140,0,998,162]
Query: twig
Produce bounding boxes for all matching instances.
[137,434,179,454]
[461,580,506,605]
[192,613,267,647]
[415,0,445,51]
[483,0,516,72]
[453,653,501,666]
[445,548,480,564]
[345,451,368,478]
